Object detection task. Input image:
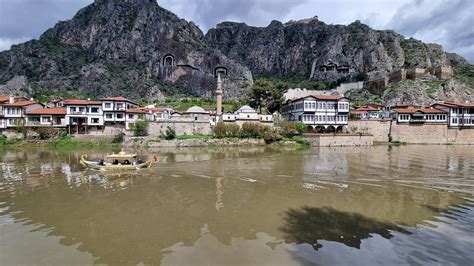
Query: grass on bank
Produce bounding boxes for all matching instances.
[51,135,112,149]
[175,134,213,140]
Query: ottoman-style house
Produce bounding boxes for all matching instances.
[390,107,448,124]
[431,102,474,128]
[281,94,350,132]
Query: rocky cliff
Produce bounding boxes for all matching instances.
[0,0,252,100]
[206,18,469,82]
[0,0,472,104]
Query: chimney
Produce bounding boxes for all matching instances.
[9,95,14,104]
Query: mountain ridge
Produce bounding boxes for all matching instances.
[0,0,472,105]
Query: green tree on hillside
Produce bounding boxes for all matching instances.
[247,79,284,113]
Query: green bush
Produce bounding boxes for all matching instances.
[214,122,227,138]
[112,134,124,144]
[131,120,149,137]
[240,122,265,138]
[226,123,240,137]
[0,135,18,146]
[213,122,241,138]
[279,122,298,137]
[164,126,176,140]
[295,122,308,133]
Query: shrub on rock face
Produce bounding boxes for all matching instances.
[164,126,176,140]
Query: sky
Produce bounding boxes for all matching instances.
[0,0,472,62]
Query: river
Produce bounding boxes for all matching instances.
[0,145,473,265]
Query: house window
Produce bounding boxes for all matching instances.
[91,107,99,113]
[117,114,124,119]
[117,103,124,110]
[129,114,134,119]
[106,114,113,119]
[105,103,112,108]
[42,116,51,123]
[70,107,76,112]
[452,118,458,124]
[91,118,99,124]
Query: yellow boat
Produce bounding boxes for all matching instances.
[80,150,153,171]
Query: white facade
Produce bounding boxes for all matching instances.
[432,103,474,127]
[102,98,139,124]
[281,95,350,130]
[394,111,447,124]
[65,103,104,127]
[2,102,43,128]
[222,105,274,125]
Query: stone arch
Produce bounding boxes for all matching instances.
[163,54,175,67]
[326,125,336,133]
[215,66,228,77]
[335,125,344,133]
[315,126,325,133]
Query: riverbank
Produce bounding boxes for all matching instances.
[124,135,309,148]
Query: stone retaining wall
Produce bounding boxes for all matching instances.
[349,120,474,144]
[149,121,212,136]
[304,134,374,147]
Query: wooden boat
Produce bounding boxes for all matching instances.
[80,150,153,171]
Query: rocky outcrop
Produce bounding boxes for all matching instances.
[206,19,469,82]
[382,79,474,106]
[0,0,252,100]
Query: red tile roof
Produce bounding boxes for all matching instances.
[26,107,66,115]
[313,94,345,100]
[64,99,102,105]
[2,101,40,107]
[101,97,138,105]
[392,107,446,114]
[0,96,29,103]
[441,102,474,108]
[418,108,446,114]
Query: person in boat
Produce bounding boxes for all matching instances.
[137,159,145,164]
[99,159,105,166]
[113,159,119,165]
[124,160,130,165]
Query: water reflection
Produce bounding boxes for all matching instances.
[0,145,473,264]
[280,206,410,250]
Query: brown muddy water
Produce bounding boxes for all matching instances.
[0,145,473,265]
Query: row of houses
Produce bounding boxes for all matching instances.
[0,95,275,134]
[2,92,473,135]
[0,96,173,133]
[280,93,474,131]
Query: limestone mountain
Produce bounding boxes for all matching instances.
[0,0,253,100]
[206,18,469,82]
[0,0,472,105]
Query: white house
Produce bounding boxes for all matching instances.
[64,99,104,134]
[26,107,67,128]
[431,102,474,128]
[281,94,350,132]
[1,100,43,128]
[391,107,448,124]
[125,107,169,130]
[101,97,139,125]
[222,105,274,125]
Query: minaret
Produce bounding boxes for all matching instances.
[216,73,223,117]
